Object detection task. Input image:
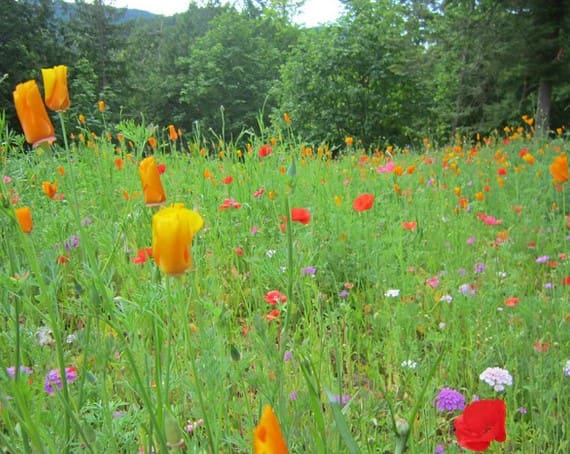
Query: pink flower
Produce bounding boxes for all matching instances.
[376,161,395,173]
[425,276,440,289]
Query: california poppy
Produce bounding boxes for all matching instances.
[138,156,166,206]
[352,193,375,212]
[454,399,506,452]
[42,181,58,199]
[13,80,56,147]
[168,124,178,141]
[15,207,33,233]
[41,65,70,112]
[152,203,204,276]
[253,405,288,454]
[549,155,568,184]
[291,208,311,225]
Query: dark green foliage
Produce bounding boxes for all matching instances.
[1,0,570,148]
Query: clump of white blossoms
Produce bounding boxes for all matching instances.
[479,367,513,392]
[564,360,570,377]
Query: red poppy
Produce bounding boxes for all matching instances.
[156,163,166,174]
[132,247,153,264]
[291,208,311,225]
[562,276,570,285]
[266,309,280,321]
[454,399,506,452]
[352,193,375,212]
[504,296,519,307]
[402,221,417,231]
[264,290,287,305]
[258,144,273,158]
[222,176,234,184]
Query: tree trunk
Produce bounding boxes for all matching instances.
[535,78,552,137]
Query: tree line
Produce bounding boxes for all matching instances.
[1,0,568,148]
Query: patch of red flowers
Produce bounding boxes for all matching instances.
[132,247,153,264]
[352,193,375,212]
[454,399,506,452]
[291,208,311,225]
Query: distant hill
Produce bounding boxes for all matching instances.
[54,0,160,23]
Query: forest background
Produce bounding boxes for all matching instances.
[1,0,569,148]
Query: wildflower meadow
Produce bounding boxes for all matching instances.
[1,66,570,453]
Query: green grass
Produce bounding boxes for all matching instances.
[1,114,569,453]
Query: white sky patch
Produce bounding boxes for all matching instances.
[66,0,344,27]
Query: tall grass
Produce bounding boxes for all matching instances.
[1,112,569,453]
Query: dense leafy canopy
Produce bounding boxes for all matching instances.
[1,0,569,147]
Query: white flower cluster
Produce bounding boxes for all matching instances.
[564,360,570,377]
[479,367,513,392]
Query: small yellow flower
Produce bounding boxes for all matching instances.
[98,100,105,112]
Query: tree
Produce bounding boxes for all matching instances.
[177,8,298,140]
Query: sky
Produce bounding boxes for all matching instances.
[95,0,345,26]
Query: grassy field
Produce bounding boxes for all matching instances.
[1,113,569,453]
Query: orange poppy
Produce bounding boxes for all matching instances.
[13,80,56,147]
[42,181,58,199]
[253,405,288,454]
[352,193,375,212]
[168,124,178,141]
[15,207,33,233]
[138,156,166,206]
[549,155,568,184]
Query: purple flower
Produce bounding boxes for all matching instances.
[301,266,317,276]
[536,255,550,263]
[289,391,298,401]
[435,444,445,454]
[517,407,527,414]
[435,387,465,412]
[474,263,485,273]
[338,290,349,298]
[81,217,93,227]
[64,235,80,252]
[458,283,476,296]
[466,236,476,244]
[44,369,63,395]
[332,394,351,407]
[6,365,33,377]
[44,366,78,395]
[283,351,293,362]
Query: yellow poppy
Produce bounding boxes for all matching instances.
[152,204,204,276]
[13,80,56,147]
[41,65,70,111]
[15,207,33,233]
[138,156,166,206]
[253,405,288,454]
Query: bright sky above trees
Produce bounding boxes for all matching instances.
[79,0,344,26]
